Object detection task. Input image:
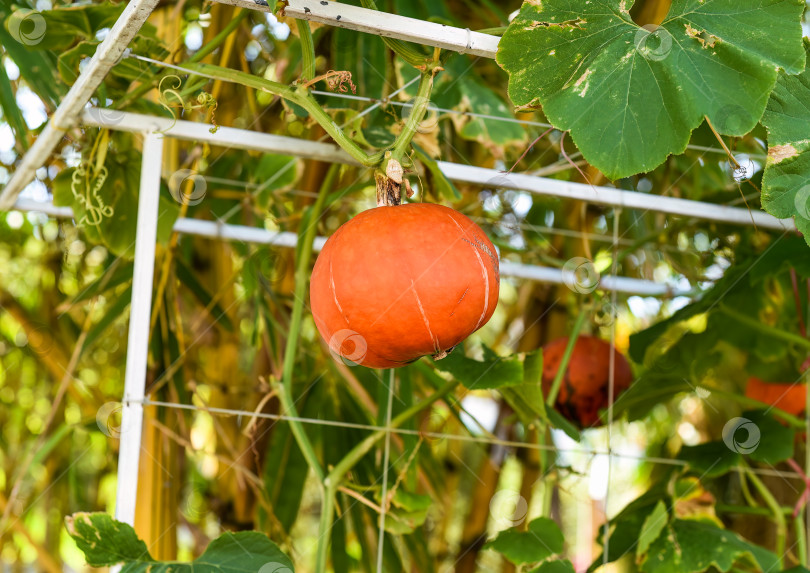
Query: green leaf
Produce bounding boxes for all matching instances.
[0,58,27,150]
[412,143,461,201]
[66,512,295,572]
[454,79,526,146]
[501,349,548,425]
[432,344,523,390]
[640,519,778,573]
[529,559,575,573]
[637,501,668,558]
[678,441,741,478]
[484,517,564,566]
[496,0,805,179]
[252,154,299,209]
[762,40,810,246]
[742,409,795,464]
[545,408,580,442]
[65,512,151,567]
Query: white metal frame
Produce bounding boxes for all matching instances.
[0,0,801,567]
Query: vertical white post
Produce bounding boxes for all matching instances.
[114,131,164,526]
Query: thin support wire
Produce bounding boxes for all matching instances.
[377,370,396,572]
[131,399,804,480]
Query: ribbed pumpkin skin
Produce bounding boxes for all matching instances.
[310,203,500,368]
[541,336,633,427]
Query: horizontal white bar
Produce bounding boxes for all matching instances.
[12,199,689,296]
[438,162,793,232]
[79,108,794,232]
[0,0,161,210]
[281,0,499,58]
[81,108,359,165]
[207,0,499,58]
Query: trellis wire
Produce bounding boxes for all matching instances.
[309,89,765,159]
[133,399,804,480]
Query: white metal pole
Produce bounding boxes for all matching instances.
[0,0,161,210]
[12,198,691,296]
[114,132,164,526]
[78,109,794,232]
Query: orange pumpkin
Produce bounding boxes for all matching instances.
[745,376,806,416]
[310,203,500,368]
[541,336,633,427]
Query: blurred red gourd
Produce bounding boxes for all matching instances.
[745,376,806,416]
[541,335,633,427]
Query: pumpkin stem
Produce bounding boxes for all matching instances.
[376,156,404,206]
[432,346,455,361]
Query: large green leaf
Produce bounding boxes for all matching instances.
[484,517,565,566]
[431,343,523,389]
[66,512,295,571]
[761,41,810,246]
[496,0,805,179]
[640,519,778,573]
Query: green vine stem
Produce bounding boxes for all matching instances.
[182,62,384,167]
[296,20,316,81]
[314,378,459,572]
[743,463,787,567]
[717,304,810,350]
[116,9,249,109]
[277,164,340,489]
[797,512,808,566]
[545,309,587,407]
[390,70,434,165]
